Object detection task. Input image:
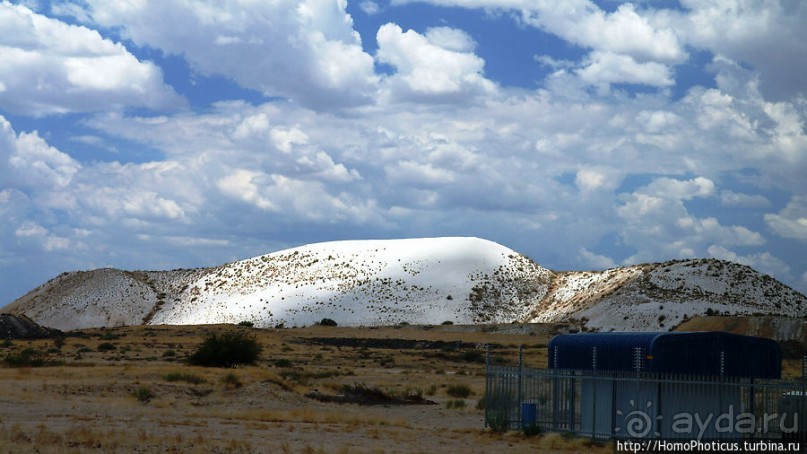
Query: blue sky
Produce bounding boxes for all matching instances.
[1,0,806,304]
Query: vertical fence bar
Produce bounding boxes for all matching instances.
[484,344,490,428]
[591,347,597,440]
[747,377,755,440]
[801,355,806,443]
[517,345,523,430]
[552,346,559,431]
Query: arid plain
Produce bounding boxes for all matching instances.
[0,323,622,453]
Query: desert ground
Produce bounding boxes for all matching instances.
[0,322,626,453]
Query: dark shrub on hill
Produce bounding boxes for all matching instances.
[188,331,262,367]
[4,348,47,367]
[779,339,807,360]
[319,318,338,327]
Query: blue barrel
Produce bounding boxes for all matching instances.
[521,402,537,428]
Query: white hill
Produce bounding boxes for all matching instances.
[5,237,806,332]
[528,259,806,331]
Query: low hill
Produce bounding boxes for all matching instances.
[5,237,806,332]
[528,258,806,331]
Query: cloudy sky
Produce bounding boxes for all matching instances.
[1,0,806,304]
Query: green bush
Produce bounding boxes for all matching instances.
[273,358,292,368]
[446,399,466,409]
[97,342,117,352]
[237,321,254,328]
[475,396,486,411]
[318,318,337,327]
[487,410,509,433]
[3,348,47,367]
[133,386,154,403]
[100,332,122,341]
[457,350,485,363]
[188,331,262,367]
[446,383,473,398]
[221,372,243,389]
[523,424,542,437]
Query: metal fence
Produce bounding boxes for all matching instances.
[485,348,807,442]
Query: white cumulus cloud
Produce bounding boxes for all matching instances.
[576,51,674,88]
[376,23,497,102]
[676,0,807,100]
[79,0,378,109]
[0,2,184,116]
[765,196,807,242]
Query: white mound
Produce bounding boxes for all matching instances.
[8,237,552,330]
[6,238,805,332]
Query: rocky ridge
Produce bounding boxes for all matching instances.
[4,237,805,332]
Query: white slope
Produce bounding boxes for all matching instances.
[6,239,805,332]
[528,259,807,331]
[151,237,551,328]
[6,269,157,330]
[7,237,552,331]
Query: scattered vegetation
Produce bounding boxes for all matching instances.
[272,358,293,368]
[307,383,435,406]
[188,331,262,367]
[280,368,352,386]
[52,336,66,350]
[0,323,611,452]
[97,342,117,352]
[779,340,807,360]
[163,372,206,385]
[487,410,509,433]
[3,348,62,367]
[132,386,154,403]
[456,350,485,363]
[523,423,542,437]
[445,399,466,409]
[446,384,473,398]
[100,332,123,341]
[221,372,243,389]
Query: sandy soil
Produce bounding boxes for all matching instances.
[0,324,609,453]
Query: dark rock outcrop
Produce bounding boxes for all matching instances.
[0,313,62,339]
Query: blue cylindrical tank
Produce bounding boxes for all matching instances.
[548,331,781,379]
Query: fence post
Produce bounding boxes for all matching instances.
[484,344,490,428]
[801,355,806,443]
[747,376,754,440]
[517,344,523,430]
[591,346,597,439]
[552,346,559,431]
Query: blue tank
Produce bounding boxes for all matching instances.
[548,331,781,379]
